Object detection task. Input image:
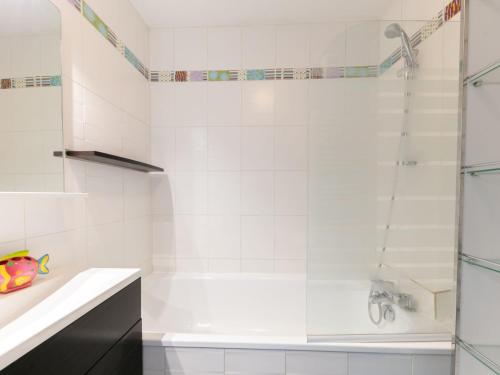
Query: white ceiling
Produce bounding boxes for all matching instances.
[130,0,399,29]
[0,0,60,35]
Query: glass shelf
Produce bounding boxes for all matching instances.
[460,254,500,274]
[457,338,500,374]
[462,163,500,176]
[467,60,500,87]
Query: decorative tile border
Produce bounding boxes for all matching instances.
[0,76,61,90]
[65,0,461,83]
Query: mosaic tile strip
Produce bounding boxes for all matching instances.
[0,76,62,90]
[70,0,149,79]
[65,0,461,84]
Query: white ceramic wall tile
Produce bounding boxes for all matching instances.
[151,84,174,127]
[152,127,176,171]
[241,216,274,259]
[225,349,285,375]
[208,28,242,69]
[0,197,25,243]
[172,83,208,127]
[175,127,208,171]
[165,347,224,374]
[286,351,348,375]
[456,347,494,375]
[241,127,274,171]
[241,172,274,215]
[276,25,310,68]
[209,258,241,273]
[208,127,241,171]
[275,81,309,127]
[150,29,175,70]
[173,173,207,215]
[413,355,452,375]
[174,215,209,258]
[174,28,208,70]
[207,172,241,215]
[274,127,308,170]
[241,81,275,127]
[275,172,308,215]
[348,353,412,375]
[207,215,241,258]
[241,259,274,273]
[274,216,307,260]
[242,26,276,69]
[310,23,346,67]
[207,82,242,126]
[274,259,306,274]
[468,0,500,75]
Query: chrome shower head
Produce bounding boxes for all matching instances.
[384,23,403,39]
[384,23,418,69]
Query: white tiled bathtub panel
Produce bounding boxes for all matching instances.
[143,346,452,375]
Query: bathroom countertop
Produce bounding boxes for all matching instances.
[0,268,141,371]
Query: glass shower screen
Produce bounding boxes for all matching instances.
[307,19,461,339]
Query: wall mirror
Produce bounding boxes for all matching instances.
[0,0,63,192]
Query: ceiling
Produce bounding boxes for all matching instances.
[130,0,399,29]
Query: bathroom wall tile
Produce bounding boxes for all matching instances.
[153,217,174,257]
[276,25,310,68]
[241,216,274,259]
[225,349,285,374]
[242,81,275,126]
[242,26,276,69]
[345,22,381,66]
[275,81,309,126]
[275,216,307,259]
[27,229,87,274]
[150,84,174,127]
[208,127,241,171]
[412,355,453,375]
[172,258,210,273]
[172,82,207,127]
[207,82,242,126]
[175,127,207,171]
[241,127,274,170]
[310,23,346,67]
[25,195,86,237]
[241,259,274,273]
[286,351,348,375]
[208,27,242,69]
[151,127,176,171]
[207,172,241,215]
[123,171,151,219]
[207,215,241,258]
[275,172,307,215]
[86,166,124,226]
[348,353,412,375]
[173,172,207,215]
[209,258,241,273]
[87,222,125,268]
[241,172,274,215]
[151,176,174,216]
[123,217,152,268]
[275,127,308,170]
[174,215,208,258]
[150,29,175,70]
[174,28,208,70]
[274,259,306,274]
[165,347,224,373]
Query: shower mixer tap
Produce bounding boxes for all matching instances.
[368,280,417,326]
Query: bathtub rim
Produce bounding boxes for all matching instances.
[142,331,454,355]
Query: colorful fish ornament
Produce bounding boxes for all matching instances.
[0,251,49,294]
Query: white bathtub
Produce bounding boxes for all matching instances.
[141,272,452,356]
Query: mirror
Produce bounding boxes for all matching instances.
[0,0,63,192]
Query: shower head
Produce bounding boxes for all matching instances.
[384,23,418,69]
[384,23,404,39]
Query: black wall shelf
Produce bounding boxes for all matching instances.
[54,150,164,173]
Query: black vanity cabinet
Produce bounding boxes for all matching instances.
[1,279,142,375]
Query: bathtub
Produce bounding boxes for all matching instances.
[141,272,453,357]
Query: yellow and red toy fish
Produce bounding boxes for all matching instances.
[0,251,49,294]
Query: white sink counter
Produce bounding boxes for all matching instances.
[0,268,141,371]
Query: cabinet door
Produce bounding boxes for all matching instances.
[87,320,143,375]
